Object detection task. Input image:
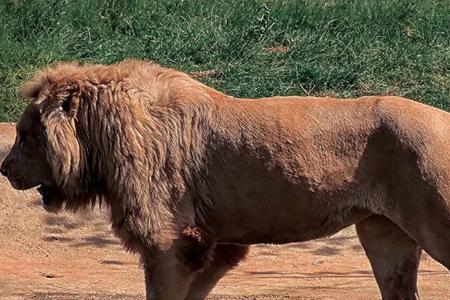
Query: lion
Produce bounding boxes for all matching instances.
[1,59,449,300]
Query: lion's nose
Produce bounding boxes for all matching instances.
[0,160,9,177]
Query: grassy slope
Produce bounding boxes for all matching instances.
[1,0,450,121]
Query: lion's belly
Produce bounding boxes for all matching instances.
[202,189,370,245]
[197,156,373,244]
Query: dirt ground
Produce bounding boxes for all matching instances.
[0,123,448,299]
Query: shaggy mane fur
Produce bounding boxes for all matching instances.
[23,60,223,249]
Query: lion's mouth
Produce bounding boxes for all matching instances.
[8,176,24,190]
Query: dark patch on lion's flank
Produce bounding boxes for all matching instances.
[179,225,214,270]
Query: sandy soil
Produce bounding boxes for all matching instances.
[0,123,448,299]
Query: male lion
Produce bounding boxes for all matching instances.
[1,60,449,300]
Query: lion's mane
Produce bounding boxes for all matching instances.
[21,60,219,251]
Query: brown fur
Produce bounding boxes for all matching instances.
[2,59,450,300]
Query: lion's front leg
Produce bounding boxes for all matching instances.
[143,243,197,300]
[143,226,215,300]
[185,244,249,300]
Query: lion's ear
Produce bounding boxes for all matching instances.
[54,80,81,118]
[21,77,48,100]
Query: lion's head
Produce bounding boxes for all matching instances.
[1,60,204,215]
[1,63,96,213]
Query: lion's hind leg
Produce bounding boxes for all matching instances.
[185,244,249,300]
[403,208,450,272]
[356,215,422,300]
[383,191,450,271]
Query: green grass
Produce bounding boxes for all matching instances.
[1,0,450,121]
